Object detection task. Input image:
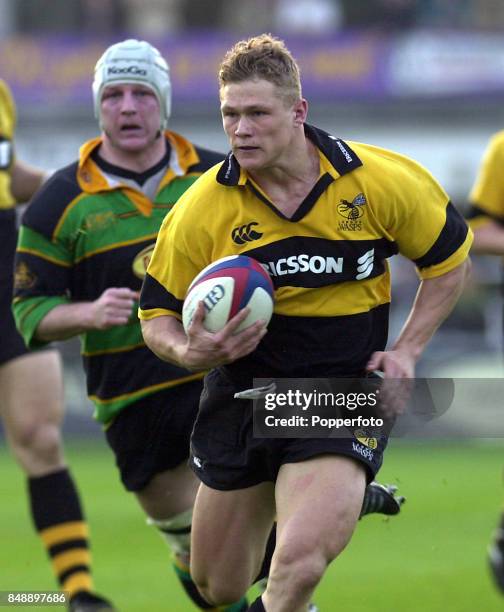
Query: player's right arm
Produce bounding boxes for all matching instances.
[35,287,139,343]
[140,303,266,371]
[12,175,137,348]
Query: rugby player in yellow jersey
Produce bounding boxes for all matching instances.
[140,34,472,612]
[12,40,402,612]
[0,79,113,611]
[466,131,504,595]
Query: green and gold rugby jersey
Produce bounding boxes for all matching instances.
[466,130,504,230]
[139,124,472,381]
[0,79,16,209]
[13,131,223,423]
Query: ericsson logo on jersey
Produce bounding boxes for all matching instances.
[262,249,375,281]
[107,66,148,76]
[263,254,343,277]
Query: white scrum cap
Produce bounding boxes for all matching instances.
[92,39,172,129]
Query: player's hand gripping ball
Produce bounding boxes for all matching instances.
[182,255,274,333]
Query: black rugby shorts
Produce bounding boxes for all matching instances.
[105,380,203,491]
[190,368,388,491]
[0,210,29,366]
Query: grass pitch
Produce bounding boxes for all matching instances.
[0,438,503,611]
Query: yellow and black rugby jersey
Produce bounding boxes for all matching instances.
[0,79,16,210]
[13,131,224,423]
[140,124,472,380]
[466,130,504,229]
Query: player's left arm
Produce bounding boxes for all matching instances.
[140,302,266,371]
[367,258,471,378]
[370,156,473,378]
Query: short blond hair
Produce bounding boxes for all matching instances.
[219,33,302,106]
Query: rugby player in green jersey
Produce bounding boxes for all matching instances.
[11,39,247,612]
[0,78,114,612]
[140,34,472,612]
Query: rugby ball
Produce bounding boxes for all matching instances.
[182,255,274,333]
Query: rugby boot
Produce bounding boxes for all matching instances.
[68,592,115,612]
[360,482,405,518]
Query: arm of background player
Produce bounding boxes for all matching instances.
[470,220,504,255]
[367,258,471,378]
[10,158,48,203]
[35,287,139,343]
[141,302,267,371]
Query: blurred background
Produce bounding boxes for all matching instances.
[1,0,503,426]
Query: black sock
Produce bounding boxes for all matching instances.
[248,596,266,611]
[172,556,214,609]
[29,469,94,599]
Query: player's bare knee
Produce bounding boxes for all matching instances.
[137,468,198,518]
[195,577,248,608]
[20,422,63,467]
[191,564,249,608]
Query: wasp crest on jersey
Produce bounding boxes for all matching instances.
[337,193,367,231]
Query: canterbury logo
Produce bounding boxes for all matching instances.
[231,222,263,245]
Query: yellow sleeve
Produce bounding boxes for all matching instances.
[0,79,16,208]
[138,192,212,320]
[469,131,504,220]
[378,153,472,279]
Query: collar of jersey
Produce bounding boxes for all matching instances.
[77,131,200,215]
[216,124,363,187]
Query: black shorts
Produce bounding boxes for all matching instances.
[190,369,388,491]
[105,380,203,491]
[0,209,29,366]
